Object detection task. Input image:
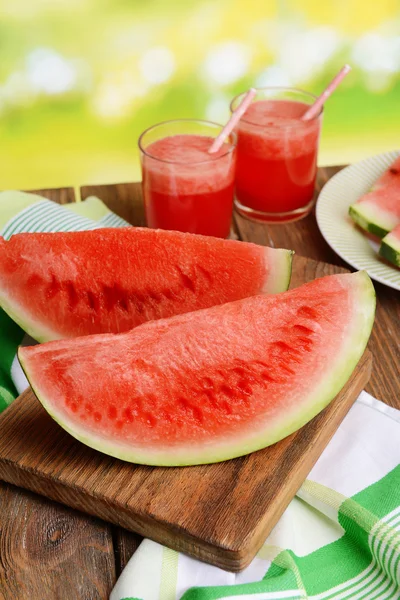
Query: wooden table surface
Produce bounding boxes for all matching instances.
[0,166,399,599]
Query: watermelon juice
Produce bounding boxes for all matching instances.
[139,121,237,238]
[231,89,322,222]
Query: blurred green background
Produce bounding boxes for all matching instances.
[1,0,399,190]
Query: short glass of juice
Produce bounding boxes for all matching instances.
[139,119,237,238]
[231,87,323,223]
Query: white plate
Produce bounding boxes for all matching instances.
[316,150,400,291]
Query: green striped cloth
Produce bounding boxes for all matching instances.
[0,190,129,411]
[1,191,399,600]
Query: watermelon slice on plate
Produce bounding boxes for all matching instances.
[380,224,400,268]
[19,271,375,467]
[349,155,400,238]
[0,228,292,343]
[373,155,400,190]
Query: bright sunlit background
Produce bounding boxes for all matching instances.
[1,0,399,190]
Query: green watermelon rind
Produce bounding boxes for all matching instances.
[263,248,294,294]
[0,291,59,344]
[379,233,400,268]
[18,271,376,467]
[348,205,391,238]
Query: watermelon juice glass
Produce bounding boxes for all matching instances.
[231,88,323,223]
[139,120,237,238]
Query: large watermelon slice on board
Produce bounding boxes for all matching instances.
[349,155,400,237]
[380,224,400,268]
[0,228,292,343]
[19,271,375,467]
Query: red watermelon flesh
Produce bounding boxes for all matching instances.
[0,227,292,343]
[372,155,400,190]
[349,181,400,238]
[356,183,400,216]
[19,271,375,466]
[349,155,400,237]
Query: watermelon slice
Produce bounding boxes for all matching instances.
[379,224,400,268]
[19,271,375,467]
[0,228,292,343]
[373,155,400,190]
[349,155,400,237]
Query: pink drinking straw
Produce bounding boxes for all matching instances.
[302,65,352,121]
[208,88,257,154]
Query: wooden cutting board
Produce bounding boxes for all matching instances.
[0,185,372,571]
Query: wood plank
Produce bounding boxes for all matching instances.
[365,283,400,407]
[234,167,400,409]
[0,186,117,599]
[28,187,76,205]
[114,530,143,576]
[0,343,371,572]
[0,482,115,600]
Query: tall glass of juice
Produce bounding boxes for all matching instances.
[231,88,323,223]
[139,120,237,238]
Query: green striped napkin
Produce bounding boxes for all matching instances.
[0,190,129,411]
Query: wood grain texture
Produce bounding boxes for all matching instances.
[0,348,371,572]
[113,529,143,576]
[27,187,76,205]
[0,482,115,600]
[0,185,116,600]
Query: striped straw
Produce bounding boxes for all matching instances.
[302,65,352,121]
[208,88,257,154]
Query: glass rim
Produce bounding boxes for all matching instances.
[138,118,237,165]
[230,86,323,127]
